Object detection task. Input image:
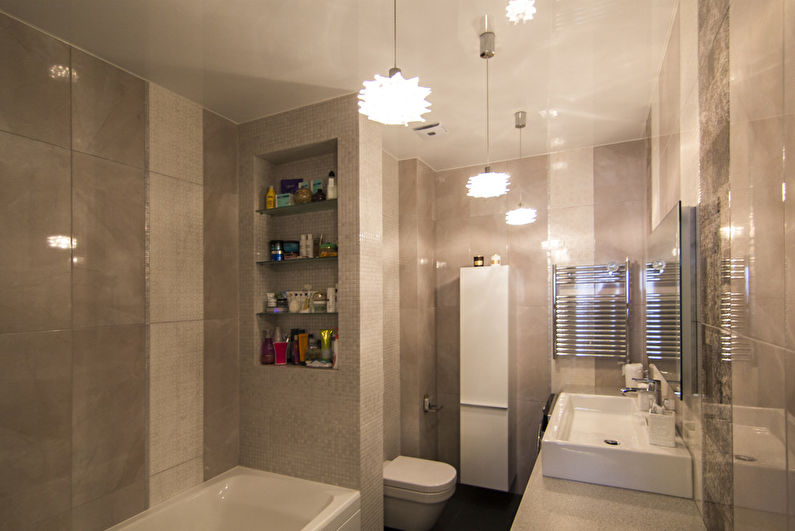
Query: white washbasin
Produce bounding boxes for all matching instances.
[542,392,693,498]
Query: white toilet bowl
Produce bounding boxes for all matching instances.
[383,456,457,531]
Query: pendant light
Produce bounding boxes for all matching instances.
[505,110,537,225]
[467,17,510,198]
[358,0,431,126]
[506,0,537,24]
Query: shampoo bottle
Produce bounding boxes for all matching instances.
[265,185,276,209]
[327,171,337,199]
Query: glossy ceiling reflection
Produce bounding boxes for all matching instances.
[0,0,677,170]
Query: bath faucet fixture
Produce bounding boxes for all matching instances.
[620,378,662,408]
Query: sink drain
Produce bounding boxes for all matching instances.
[735,454,756,462]
[604,439,620,446]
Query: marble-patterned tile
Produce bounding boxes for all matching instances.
[149,457,203,506]
[72,152,145,328]
[549,147,594,209]
[593,140,648,206]
[72,325,146,509]
[551,356,595,393]
[548,205,595,266]
[203,111,238,319]
[149,84,203,184]
[204,404,239,480]
[787,115,795,351]
[658,11,681,139]
[71,50,144,168]
[0,14,70,147]
[0,330,72,529]
[595,358,625,390]
[513,399,544,494]
[149,173,204,322]
[729,0,785,124]
[203,317,239,479]
[434,167,470,221]
[435,308,460,396]
[515,306,550,403]
[435,392,460,471]
[594,200,646,265]
[70,478,146,531]
[149,320,203,475]
[0,131,71,334]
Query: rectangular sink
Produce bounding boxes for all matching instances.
[542,393,693,498]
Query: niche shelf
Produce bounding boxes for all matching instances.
[256,198,337,217]
[256,256,337,266]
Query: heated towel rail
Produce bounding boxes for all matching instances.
[552,259,630,361]
[645,260,681,361]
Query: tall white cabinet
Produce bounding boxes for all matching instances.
[459,265,513,491]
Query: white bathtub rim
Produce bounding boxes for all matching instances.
[108,465,361,531]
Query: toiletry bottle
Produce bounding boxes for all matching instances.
[261,330,275,365]
[327,171,337,199]
[265,185,276,209]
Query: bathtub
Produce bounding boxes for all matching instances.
[109,466,361,531]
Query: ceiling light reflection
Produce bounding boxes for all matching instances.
[505,207,537,225]
[47,235,76,249]
[506,0,537,24]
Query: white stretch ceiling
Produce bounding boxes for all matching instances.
[0,0,677,170]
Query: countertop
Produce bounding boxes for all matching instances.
[511,451,705,531]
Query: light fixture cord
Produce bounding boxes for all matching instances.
[393,0,397,69]
[486,58,490,165]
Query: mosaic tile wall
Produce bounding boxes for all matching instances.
[238,94,384,528]
[146,84,205,505]
[382,152,401,460]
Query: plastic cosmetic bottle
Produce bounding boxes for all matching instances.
[327,171,337,199]
[265,185,276,209]
[260,330,275,365]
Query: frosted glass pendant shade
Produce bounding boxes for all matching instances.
[358,70,431,126]
[506,0,537,24]
[466,170,510,198]
[505,207,537,225]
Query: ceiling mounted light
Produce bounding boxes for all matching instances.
[467,17,510,198]
[506,110,537,225]
[506,0,537,24]
[358,0,431,126]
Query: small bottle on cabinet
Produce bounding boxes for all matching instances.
[327,171,337,199]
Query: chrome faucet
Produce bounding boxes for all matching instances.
[620,378,662,408]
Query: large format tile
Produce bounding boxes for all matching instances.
[149,320,204,475]
[549,147,594,209]
[0,131,71,334]
[0,14,70,147]
[515,306,550,403]
[72,325,146,509]
[204,318,238,479]
[71,49,145,168]
[72,152,145,328]
[593,140,648,205]
[149,84,203,184]
[71,478,146,531]
[0,330,72,529]
[149,173,204,323]
[203,111,238,320]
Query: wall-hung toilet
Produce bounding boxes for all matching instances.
[383,456,457,531]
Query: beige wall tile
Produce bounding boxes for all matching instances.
[0,131,71,334]
[71,50,145,169]
[72,152,146,328]
[149,84,203,184]
[549,147,594,209]
[0,15,70,148]
[149,173,204,323]
[149,320,204,475]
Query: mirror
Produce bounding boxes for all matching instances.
[645,202,696,397]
